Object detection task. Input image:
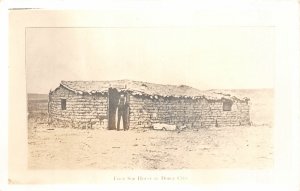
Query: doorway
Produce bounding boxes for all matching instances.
[108,88,130,130]
[108,88,119,130]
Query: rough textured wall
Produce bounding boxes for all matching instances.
[49,86,250,129]
[129,95,250,129]
[49,85,108,128]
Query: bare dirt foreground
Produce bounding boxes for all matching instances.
[28,124,273,169]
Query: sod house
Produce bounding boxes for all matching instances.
[48,80,251,129]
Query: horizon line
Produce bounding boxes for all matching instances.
[27,87,274,95]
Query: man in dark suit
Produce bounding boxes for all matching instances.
[117,94,128,131]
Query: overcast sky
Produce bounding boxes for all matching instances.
[26,27,275,94]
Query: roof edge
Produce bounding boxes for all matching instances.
[59,81,249,102]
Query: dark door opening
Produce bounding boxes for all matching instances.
[108,88,120,130]
[108,88,130,130]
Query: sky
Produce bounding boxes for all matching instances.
[26,26,275,93]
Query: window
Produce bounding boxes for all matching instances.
[223,100,232,111]
[61,99,66,110]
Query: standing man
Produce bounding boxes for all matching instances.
[117,94,128,131]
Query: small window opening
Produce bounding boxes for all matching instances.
[223,100,232,111]
[61,99,66,110]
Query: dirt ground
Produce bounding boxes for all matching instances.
[28,123,273,169]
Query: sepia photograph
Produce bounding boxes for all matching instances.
[7,3,300,188]
[26,26,274,169]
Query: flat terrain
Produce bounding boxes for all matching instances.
[28,124,272,169]
[27,89,273,169]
